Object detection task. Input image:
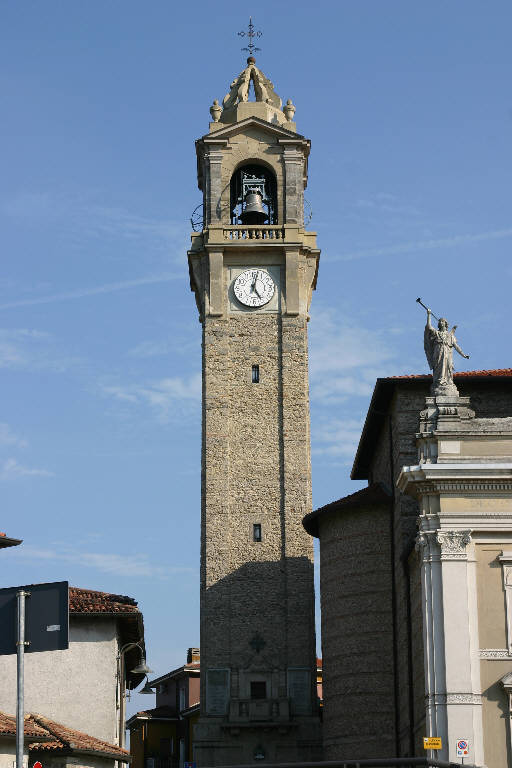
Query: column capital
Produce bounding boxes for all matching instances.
[436,529,472,560]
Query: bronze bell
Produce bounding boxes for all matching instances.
[241,190,268,225]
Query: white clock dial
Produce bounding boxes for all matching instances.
[233,268,275,308]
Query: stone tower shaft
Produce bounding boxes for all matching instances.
[188,59,322,765]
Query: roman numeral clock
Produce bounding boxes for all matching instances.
[187,52,322,766]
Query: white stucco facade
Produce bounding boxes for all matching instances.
[0,618,120,744]
[0,742,27,768]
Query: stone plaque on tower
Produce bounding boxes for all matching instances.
[206,669,230,715]
[187,33,322,764]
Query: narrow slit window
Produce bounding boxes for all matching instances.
[252,364,260,383]
[253,523,262,542]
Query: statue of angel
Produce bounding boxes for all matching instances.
[424,308,470,395]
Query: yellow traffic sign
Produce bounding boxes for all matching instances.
[423,737,442,749]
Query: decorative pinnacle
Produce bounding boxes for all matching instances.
[238,17,262,57]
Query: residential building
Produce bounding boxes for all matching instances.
[0,711,129,768]
[0,587,146,747]
[127,649,200,768]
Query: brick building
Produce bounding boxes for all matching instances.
[127,649,200,768]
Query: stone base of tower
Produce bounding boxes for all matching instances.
[193,715,322,766]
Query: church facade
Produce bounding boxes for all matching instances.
[304,369,512,767]
[187,57,322,765]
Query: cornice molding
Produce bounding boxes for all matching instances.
[398,463,512,496]
[479,648,512,659]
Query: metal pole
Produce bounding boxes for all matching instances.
[416,297,441,322]
[16,590,29,768]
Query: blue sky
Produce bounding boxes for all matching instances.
[1,0,511,720]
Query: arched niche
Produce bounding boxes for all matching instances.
[229,163,278,225]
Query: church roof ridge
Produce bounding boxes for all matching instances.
[352,369,512,480]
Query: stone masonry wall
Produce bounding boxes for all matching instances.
[319,504,395,759]
[199,308,319,766]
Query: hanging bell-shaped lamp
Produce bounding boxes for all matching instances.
[131,657,153,676]
[241,190,268,225]
[139,677,155,695]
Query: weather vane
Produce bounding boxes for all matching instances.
[238,17,262,56]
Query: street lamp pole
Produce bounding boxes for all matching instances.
[117,641,153,748]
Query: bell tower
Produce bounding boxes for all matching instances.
[188,55,322,765]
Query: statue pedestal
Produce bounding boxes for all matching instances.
[417,395,475,463]
[420,395,474,432]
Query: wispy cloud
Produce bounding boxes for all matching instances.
[354,192,421,217]
[0,328,76,371]
[15,544,195,579]
[309,308,396,402]
[3,192,186,249]
[101,372,202,422]
[312,418,364,462]
[0,273,181,311]
[0,423,27,449]
[127,340,171,358]
[0,458,54,481]
[335,227,512,262]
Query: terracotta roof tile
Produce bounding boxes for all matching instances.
[27,714,129,759]
[69,587,139,615]
[0,713,48,739]
[385,368,512,380]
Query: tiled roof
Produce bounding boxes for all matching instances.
[0,713,48,739]
[27,714,130,760]
[303,483,391,537]
[181,703,200,718]
[69,587,139,615]
[133,706,178,719]
[69,588,144,690]
[386,368,512,380]
[0,533,22,549]
[149,661,200,688]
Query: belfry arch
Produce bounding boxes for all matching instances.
[229,162,278,225]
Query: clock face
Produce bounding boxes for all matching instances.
[233,269,275,308]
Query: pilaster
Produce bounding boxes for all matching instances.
[397,387,512,766]
[279,142,306,226]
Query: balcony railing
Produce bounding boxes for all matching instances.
[223,226,285,241]
[227,696,291,724]
[144,758,176,768]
